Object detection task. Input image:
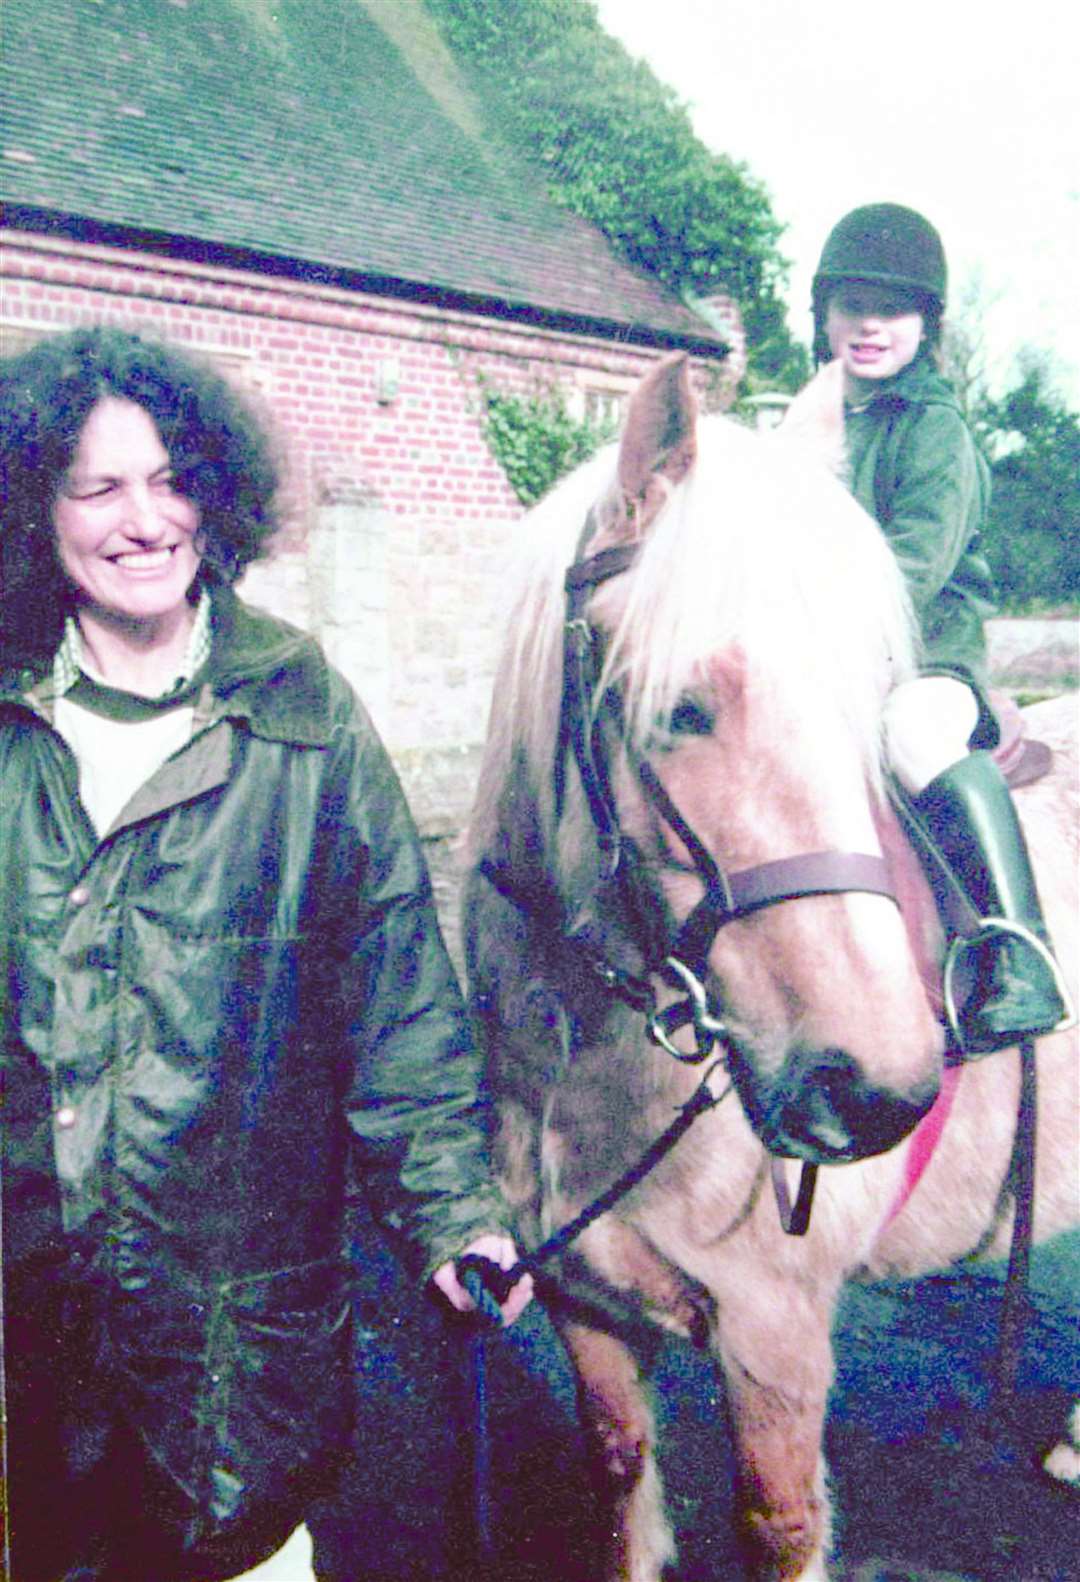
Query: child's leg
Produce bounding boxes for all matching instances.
[882,674,979,793]
[883,676,1068,1053]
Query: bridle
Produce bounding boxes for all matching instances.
[545,524,906,1235]
[556,527,900,1069]
[477,519,905,1236]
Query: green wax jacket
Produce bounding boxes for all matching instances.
[845,355,996,679]
[0,585,506,1545]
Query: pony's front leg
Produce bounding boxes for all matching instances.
[717,1287,835,1581]
[561,1321,676,1582]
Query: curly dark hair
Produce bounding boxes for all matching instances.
[1,325,280,659]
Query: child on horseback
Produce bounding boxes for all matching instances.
[785,201,1068,1054]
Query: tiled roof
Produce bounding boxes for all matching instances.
[1,0,728,352]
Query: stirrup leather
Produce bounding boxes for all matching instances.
[942,917,1076,1053]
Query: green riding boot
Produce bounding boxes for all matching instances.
[911,751,1071,1055]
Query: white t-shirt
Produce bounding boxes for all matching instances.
[53,696,196,838]
[50,596,210,838]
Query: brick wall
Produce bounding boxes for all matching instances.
[1,229,738,957]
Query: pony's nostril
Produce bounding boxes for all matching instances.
[800,1051,863,1145]
[793,1049,938,1159]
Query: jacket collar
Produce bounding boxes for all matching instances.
[200,586,333,747]
[1,585,334,749]
[857,353,960,416]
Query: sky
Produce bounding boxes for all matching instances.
[592,0,1080,404]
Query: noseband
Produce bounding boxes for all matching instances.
[556,529,899,1069]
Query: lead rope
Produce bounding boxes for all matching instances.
[994,1035,1038,1414]
[459,1062,731,1570]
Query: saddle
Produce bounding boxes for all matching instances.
[990,690,1054,788]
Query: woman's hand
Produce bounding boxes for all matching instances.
[432,1233,534,1326]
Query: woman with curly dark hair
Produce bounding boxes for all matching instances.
[0,325,277,661]
[0,326,529,1581]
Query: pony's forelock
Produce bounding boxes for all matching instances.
[478,416,917,841]
[600,419,915,779]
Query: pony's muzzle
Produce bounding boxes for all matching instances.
[739,1045,939,1164]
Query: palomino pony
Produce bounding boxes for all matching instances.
[463,356,1078,1580]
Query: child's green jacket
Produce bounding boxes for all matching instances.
[845,355,996,680]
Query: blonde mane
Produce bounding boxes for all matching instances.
[475,414,918,847]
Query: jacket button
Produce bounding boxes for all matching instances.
[55,1106,77,1129]
[69,885,90,906]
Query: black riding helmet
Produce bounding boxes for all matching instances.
[811,203,947,364]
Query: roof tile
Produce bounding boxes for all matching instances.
[1,0,727,349]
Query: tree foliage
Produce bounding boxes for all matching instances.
[427,0,807,388]
[977,359,1080,608]
[943,288,1078,609]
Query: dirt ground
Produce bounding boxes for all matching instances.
[276,1217,1078,1582]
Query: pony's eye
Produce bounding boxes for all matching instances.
[669,696,714,736]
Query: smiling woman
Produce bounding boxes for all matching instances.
[52,397,204,691]
[0,327,278,674]
[0,326,529,1582]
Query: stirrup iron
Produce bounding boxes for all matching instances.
[942,917,1076,1054]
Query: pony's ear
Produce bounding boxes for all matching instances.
[615,353,697,535]
[777,359,847,475]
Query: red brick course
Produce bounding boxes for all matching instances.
[2,230,737,550]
